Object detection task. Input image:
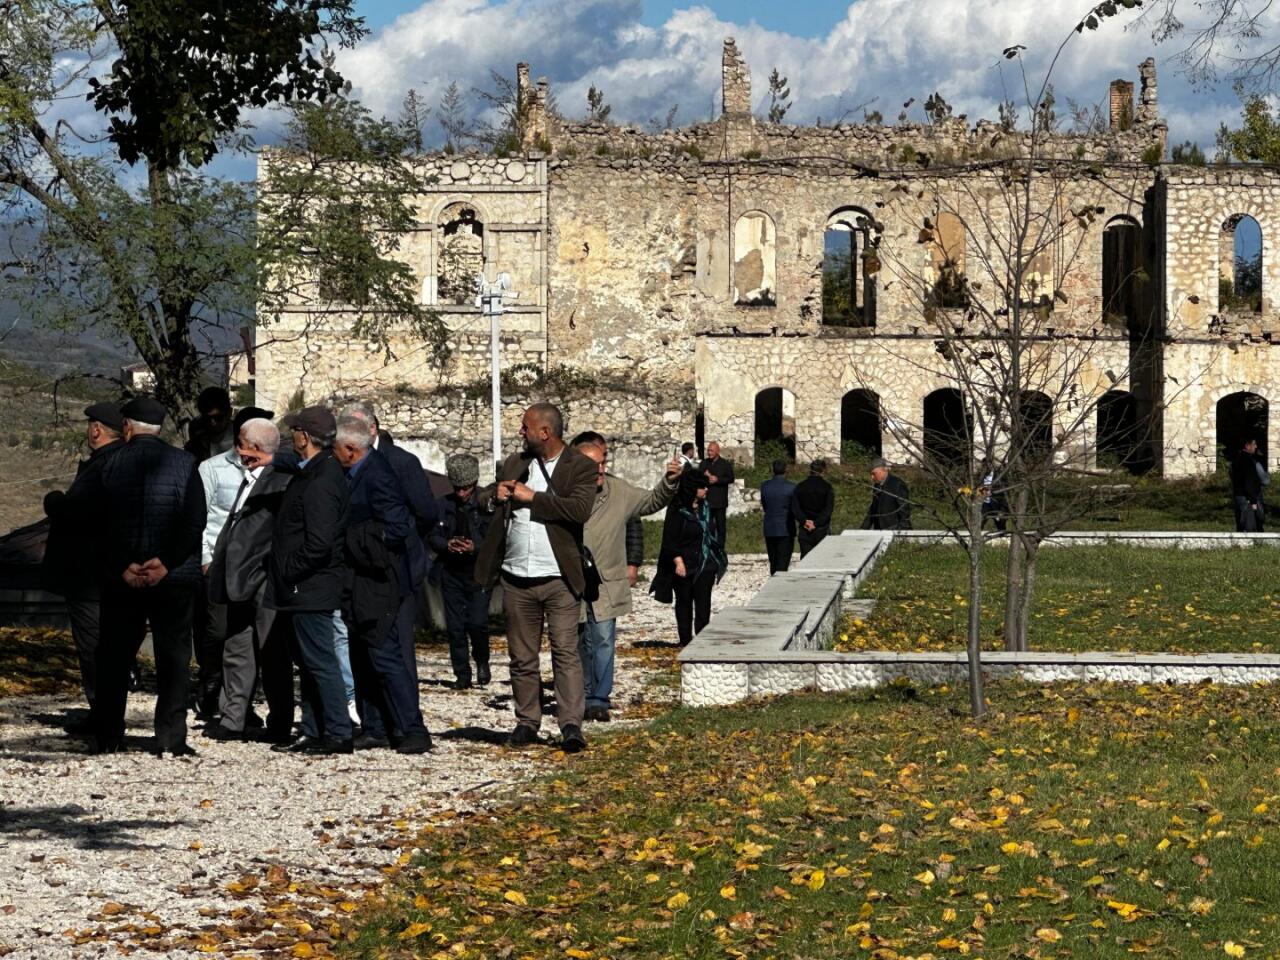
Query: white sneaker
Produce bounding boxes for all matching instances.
[347,700,361,725]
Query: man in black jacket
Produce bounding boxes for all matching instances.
[90,397,205,756]
[42,402,125,727]
[862,457,912,532]
[333,415,432,754]
[1231,437,1266,532]
[699,441,734,548]
[203,418,294,743]
[792,459,836,558]
[268,406,354,755]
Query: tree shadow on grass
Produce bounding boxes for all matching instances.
[0,803,187,851]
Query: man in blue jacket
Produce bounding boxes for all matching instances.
[333,415,432,754]
[759,458,797,575]
[89,397,205,756]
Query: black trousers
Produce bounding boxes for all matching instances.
[673,566,715,646]
[765,536,794,575]
[349,593,427,740]
[65,592,100,705]
[441,570,491,683]
[798,528,830,558]
[94,583,195,749]
[708,507,727,548]
[196,576,228,702]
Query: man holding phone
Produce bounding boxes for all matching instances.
[428,454,494,689]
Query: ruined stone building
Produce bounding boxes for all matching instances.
[256,41,1280,483]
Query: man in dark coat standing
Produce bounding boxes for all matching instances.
[42,402,126,728]
[759,459,796,575]
[1231,437,1266,532]
[267,406,354,755]
[699,441,734,549]
[862,457,912,532]
[203,418,294,743]
[333,415,432,754]
[89,397,205,756]
[474,402,597,753]
[792,459,836,558]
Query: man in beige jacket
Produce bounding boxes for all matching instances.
[571,432,681,722]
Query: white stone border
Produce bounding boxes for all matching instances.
[678,531,1280,707]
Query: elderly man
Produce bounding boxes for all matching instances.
[42,402,126,729]
[204,418,294,743]
[699,441,734,548]
[571,432,680,722]
[268,406,353,755]
[475,402,597,752]
[793,459,836,557]
[862,457,912,531]
[90,397,205,756]
[194,405,274,719]
[332,415,432,754]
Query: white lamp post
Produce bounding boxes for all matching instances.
[475,271,520,476]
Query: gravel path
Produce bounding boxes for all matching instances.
[0,559,768,958]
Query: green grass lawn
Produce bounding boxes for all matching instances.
[644,467,1240,559]
[840,542,1280,654]
[349,682,1280,959]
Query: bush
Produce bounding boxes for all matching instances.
[754,438,793,469]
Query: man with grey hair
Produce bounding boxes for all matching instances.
[204,418,294,742]
[861,456,911,532]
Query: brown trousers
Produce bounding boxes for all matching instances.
[502,575,584,731]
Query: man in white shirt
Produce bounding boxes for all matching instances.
[474,403,598,752]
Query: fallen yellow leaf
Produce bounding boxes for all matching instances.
[719,884,736,900]
[807,869,826,892]
[503,890,528,907]
[1224,942,1246,958]
[667,891,689,910]
[397,921,433,940]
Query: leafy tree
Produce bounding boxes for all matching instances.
[437,80,467,152]
[1216,94,1280,164]
[923,91,953,125]
[1,0,441,421]
[400,87,431,152]
[1170,140,1206,164]
[586,84,611,123]
[997,99,1019,132]
[765,68,792,124]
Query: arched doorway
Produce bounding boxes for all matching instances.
[755,387,796,464]
[840,389,882,462]
[1097,389,1145,472]
[1018,391,1054,464]
[923,388,971,466]
[1216,391,1268,467]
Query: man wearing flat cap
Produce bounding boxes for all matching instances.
[267,406,354,755]
[861,457,912,532]
[42,402,126,729]
[428,453,494,690]
[88,396,206,756]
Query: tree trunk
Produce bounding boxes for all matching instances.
[1015,541,1039,652]
[1003,533,1023,651]
[966,498,987,718]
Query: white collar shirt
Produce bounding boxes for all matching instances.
[198,449,247,566]
[231,466,265,516]
[502,452,562,578]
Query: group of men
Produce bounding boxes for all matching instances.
[42,389,690,757]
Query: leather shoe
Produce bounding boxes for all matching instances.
[395,732,433,755]
[353,733,391,750]
[583,706,611,723]
[150,743,198,758]
[298,736,354,755]
[254,727,295,745]
[272,735,320,754]
[561,725,587,754]
[450,677,472,691]
[506,724,539,747]
[88,736,126,755]
[65,714,95,737]
[475,664,492,686]
[244,711,265,730]
[204,723,247,742]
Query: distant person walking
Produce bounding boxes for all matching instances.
[699,441,734,549]
[1231,437,1267,532]
[759,459,796,575]
[793,459,836,558]
[861,457,912,532]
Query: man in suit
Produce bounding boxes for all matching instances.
[792,459,836,558]
[204,418,294,743]
[699,441,734,548]
[267,406,353,755]
[759,458,797,575]
[333,415,432,754]
[475,402,597,752]
[90,397,205,756]
[862,457,912,532]
[42,402,126,730]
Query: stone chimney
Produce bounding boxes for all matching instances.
[1109,78,1134,131]
[722,38,752,117]
[516,63,550,152]
[1137,57,1159,124]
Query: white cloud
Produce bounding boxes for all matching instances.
[336,0,1264,151]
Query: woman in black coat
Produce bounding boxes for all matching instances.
[656,469,727,646]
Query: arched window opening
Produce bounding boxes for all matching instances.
[1219,214,1262,314]
[1018,391,1054,464]
[822,208,877,327]
[840,389,882,462]
[317,203,370,305]
[734,211,777,306]
[754,387,796,465]
[930,212,968,309]
[923,388,971,467]
[437,202,485,305]
[1216,391,1268,470]
[1102,217,1143,333]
